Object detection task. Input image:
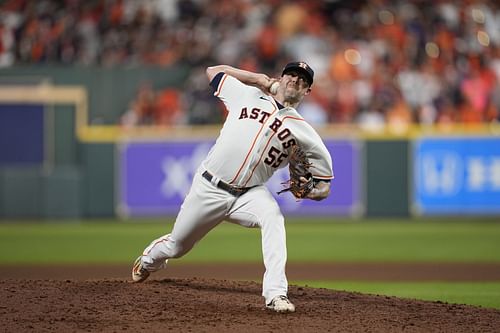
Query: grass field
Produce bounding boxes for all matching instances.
[1,217,499,308]
[1,218,499,263]
[293,281,500,309]
[297,281,500,310]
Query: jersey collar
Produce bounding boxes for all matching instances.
[274,99,285,110]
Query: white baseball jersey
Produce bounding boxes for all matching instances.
[138,70,334,307]
[202,72,334,187]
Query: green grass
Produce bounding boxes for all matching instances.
[294,281,500,310]
[0,218,499,264]
[0,218,499,309]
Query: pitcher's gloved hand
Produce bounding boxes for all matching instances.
[277,145,313,199]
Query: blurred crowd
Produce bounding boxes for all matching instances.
[1,0,500,127]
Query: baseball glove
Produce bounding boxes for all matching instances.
[277,145,314,199]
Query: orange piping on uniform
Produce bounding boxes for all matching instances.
[214,74,228,97]
[229,101,277,184]
[280,116,334,179]
[312,175,334,180]
[282,115,305,122]
[242,115,333,186]
[242,131,277,187]
[241,115,298,186]
[144,235,170,256]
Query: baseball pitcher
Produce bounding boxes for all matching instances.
[132,61,334,313]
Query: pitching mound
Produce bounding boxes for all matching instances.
[1,278,499,333]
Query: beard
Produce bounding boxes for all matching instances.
[283,86,301,105]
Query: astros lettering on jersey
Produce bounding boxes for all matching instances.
[203,72,333,188]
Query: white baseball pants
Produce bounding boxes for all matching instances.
[141,171,288,304]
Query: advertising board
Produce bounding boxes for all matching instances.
[118,139,361,217]
[413,137,500,215]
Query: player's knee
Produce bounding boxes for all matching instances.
[260,206,284,224]
[269,204,283,218]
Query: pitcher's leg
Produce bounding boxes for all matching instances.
[227,187,288,304]
[260,207,288,304]
[141,173,230,271]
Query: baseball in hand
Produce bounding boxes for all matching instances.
[269,81,279,95]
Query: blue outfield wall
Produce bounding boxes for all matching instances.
[0,104,44,165]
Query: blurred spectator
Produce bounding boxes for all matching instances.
[387,94,413,128]
[297,99,328,126]
[154,88,184,125]
[0,22,14,67]
[121,81,156,127]
[459,55,497,122]
[2,0,500,126]
[183,68,226,125]
[121,81,185,127]
[357,107,386,133]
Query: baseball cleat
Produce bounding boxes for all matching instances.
[131,256,150,283]
[266,295,296,313]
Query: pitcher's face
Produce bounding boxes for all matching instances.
[281,71,311,104]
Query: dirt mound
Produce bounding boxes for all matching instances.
[1,278,499,333]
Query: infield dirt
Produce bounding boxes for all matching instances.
[1,263,500,332]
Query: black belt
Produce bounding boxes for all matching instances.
[202,171,253,197]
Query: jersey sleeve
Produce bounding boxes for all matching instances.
[307,141,334,181]
[209,72,254,112]
[288,118,334,181]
